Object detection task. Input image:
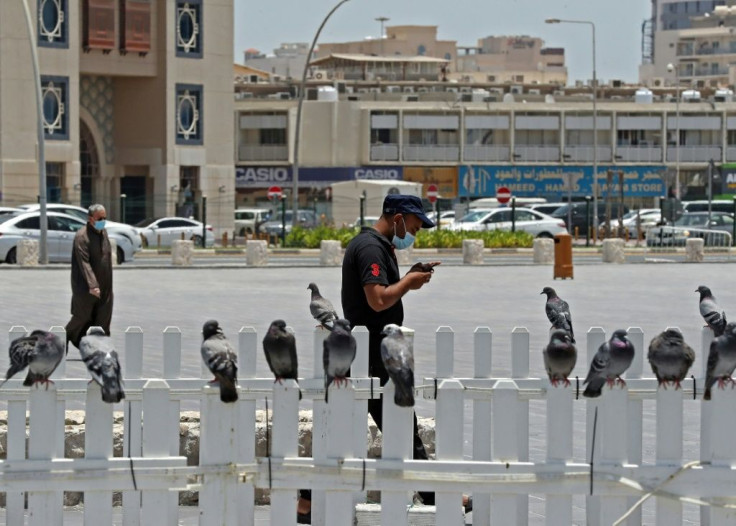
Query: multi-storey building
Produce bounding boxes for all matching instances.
[0,0,235,231]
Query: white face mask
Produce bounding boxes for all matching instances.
[392,216,415,250]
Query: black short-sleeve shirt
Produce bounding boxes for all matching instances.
[341,227,403,332]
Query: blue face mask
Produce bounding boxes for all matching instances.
[392,216,415,250]
[94,220,107,231]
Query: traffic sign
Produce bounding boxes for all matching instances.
[496,186,511,204]
[267,186,282,200]
[426,184,439,203]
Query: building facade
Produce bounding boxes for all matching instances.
[0,0,234,232]
[243,43,310,80]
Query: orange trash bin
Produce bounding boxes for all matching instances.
[553,233,573,280]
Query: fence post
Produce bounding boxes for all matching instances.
[625,326,644,526]
[123,327,144,526]
[700,326,716,526]
[597,379,629,524]
[27,375,60,526]
[50,325,67,516]
[6,326,28,526]
[270,378,300,526]
[511,327,530,526]
[84,382,114,526]
[435,379,465,526]
[381,379,413,526]
[162,327,181,526]
[545,373,574,525]
[311,328,329,526]
[708,380,736,524]
[491,379,520,524]
[586,327,607,526]
[655,374,684,524]
[238,327,258,525]
[352,326,370,509]
[325,381,356,525]
[436,326,454,378]
[472,327,492,526]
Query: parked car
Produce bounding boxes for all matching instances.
[682,200,735,215]
[0,207,23,217]
[0,211,136,264]
[646,212,735,247]
[426,210,456,228]
[135,217,215,247]
[599,208,662,238]
[529,202,567,216]
[234,208,271,236]
[350,216,380,228]
[550,202,630,235]
[261,210,318,238]
[19,203,142,251]
[449,207,567,237]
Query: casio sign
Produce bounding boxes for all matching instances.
[237,167,290,183]
[354,168,400,180]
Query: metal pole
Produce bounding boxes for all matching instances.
[281,195,287,246]
[511,197,516,233]
[435,199,440,231]
[376,16,389,56]
[592,22,598,242]
[567,173,573,233]
[732,196,736,246]
[21,0,48,264]
[708,159,714,224]
[120,194,127,224]
[359,190,366,227]
[292,0,352,228]
[675,69,681,201]
[585,195,591,247]
[201,196,207,248]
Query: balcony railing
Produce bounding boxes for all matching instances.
[370,144,399,161]
[403,144,460,162]
[463,144,510,162]
[238,144,288,162]
[563,146,613,162]
[614,146,663,163]
[513,145,560,162]
[666,146,722,163]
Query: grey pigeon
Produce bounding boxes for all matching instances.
[308,283,339,331]
[704,322,736,400]
[323,318,357,403]
[541,287,575,344]
[697,285,727,337]
[1,330,65,388]
[201,320,239,403]
[583,329,635,398]
[79,327,125,403]
[380,324,415,407]
[648,329,695,390]
[263,319,299,384]
[544,329,577,387]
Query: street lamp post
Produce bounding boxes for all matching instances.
[375,16,389,56]
[292,0,352,227]
[546,18,598,239]
[667,63,681,201]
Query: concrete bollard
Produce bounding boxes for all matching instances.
[171,240,194,266]
[394,246,414,266]
[109,238,118,266]
[462,239,484,265]
[319,240,342,266]
[17,239,39,267]
[686,238,704,263]
[533,238,554,264]
[246,240,268,266]
[601,238,625,263]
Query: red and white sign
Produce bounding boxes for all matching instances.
[496,186,511,204]
[426,184,439,203]
[267,186,282,200]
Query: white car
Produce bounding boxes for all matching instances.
[18,203,142,252]
[0,211,136,264]
[450,207,567,238]
[135,217,215,247]
[600,208,662,238]
[426,210,456,228]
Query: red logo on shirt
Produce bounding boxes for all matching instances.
[370,263,380,277]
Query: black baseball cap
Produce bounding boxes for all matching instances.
[382,194,435,228]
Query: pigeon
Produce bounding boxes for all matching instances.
[543,329,577,387]
[647,329,695,390]
[323,318,357,403]
[541,287,575,344]
[583,329,635,398]
[263,319,299,384]
[201,320,239,403]
[79,327,125,403]
[696,285,727,337]
[308,283,339,331]
[380,324,415,407]
[1,330,65,388]
[704,322,736,400]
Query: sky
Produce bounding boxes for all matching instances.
[233,0,652,84]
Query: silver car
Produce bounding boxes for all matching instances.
[0,211,136,264]
[135,217,215,247]
[449,207,567,238]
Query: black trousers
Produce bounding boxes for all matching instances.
[300,328,434,505]
[65,292,113,350]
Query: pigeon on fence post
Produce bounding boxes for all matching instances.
[541,287,575,343]
[201,320,239,403]
[647,329,695,390]
[323,318,357,403]
[79,327,125,403]
[380,324,415,407]
[696,285,727,337]
[263,319,299,385]
[583,329,635,398]
[544,329,577,387]
[704,322,736,400]
[1,330,64,388]
[308,282,339,331]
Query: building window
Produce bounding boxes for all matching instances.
[417,44,426,56]
[38,0,68,48]
[82,0,115,52]
[175,84,203,145]
[46,162,65,203]
[120,0,152,55]
[176,0,203,58]
[41,76,69,140]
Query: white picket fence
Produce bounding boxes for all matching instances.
[0,324,735,525]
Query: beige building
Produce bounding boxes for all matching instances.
[0,0,235,232]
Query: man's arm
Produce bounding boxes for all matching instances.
[363,270,432,312]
